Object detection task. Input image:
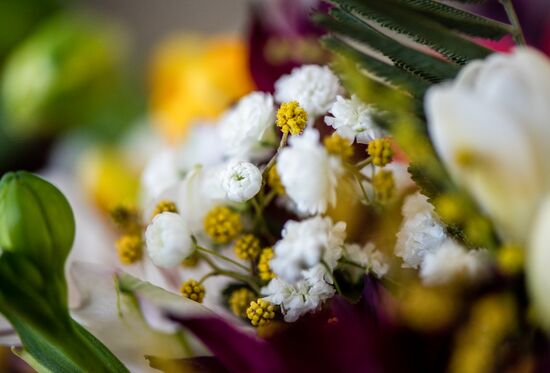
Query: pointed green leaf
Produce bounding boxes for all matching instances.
[315,10,460,82]
[394,0,512,39]
[323,36,431,97]
[329,0,492,64]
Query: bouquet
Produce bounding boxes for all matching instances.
[1,0,550,372]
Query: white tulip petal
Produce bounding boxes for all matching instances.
[426,86,542,243]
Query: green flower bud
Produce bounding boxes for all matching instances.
[0,171,74,270]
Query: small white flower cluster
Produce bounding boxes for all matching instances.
[145,212,193,268]
[325,95,382,144]
[343,243,389,282]
[138,63,390,321]
[219,92,276,160]
[395,192,489,285]
[277,129,343,215]
[395,193,448,269]
[220,161,262,203]
[262,217,343,322]
[270,216,346,282]
[262,264,336,322]
[275,65,341,118]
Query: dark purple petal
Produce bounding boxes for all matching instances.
[476,0,550,55]
[247,0,328,92]
[168,314,283,373]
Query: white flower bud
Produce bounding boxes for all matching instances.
[220,161,262,202]
[145,212,193,268]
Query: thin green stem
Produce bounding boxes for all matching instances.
[198,271,219,284]
[262,132,289,179]
[321,261,342,295]
[251,196,276,243]
[262,189,278,208]
[195,245,250,272]
[339,258,367,270]
[499,0,526,45]
[354,157,372,170]
[353,172,371,204]
[198,253,261,293]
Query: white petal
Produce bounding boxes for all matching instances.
[426,86,542,243]
[527,195,550,331]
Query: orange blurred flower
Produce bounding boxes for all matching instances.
[149,35,255,142]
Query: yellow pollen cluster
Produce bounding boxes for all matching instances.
[234,234,261,260]
[367,138,393,167]
[268,166,285,196]
[152,200,178,219]
[434,194,466,225]
[372,170,395,203]
[258,247,275,281]
[247,299,276,327]
[276,101,308,135]
[180,279,205,303]
[109,204,139,232]
[324,134,354,161]
[229,288,256,318]
[116,234,143,265]
[204,206,242,244]
[497,244,524,276]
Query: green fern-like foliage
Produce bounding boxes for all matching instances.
[315,0,511,249]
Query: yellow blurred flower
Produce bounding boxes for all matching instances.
[149,35,255,142]
[79,148,140,213]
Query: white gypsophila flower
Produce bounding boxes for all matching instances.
[145,212,193,268]
[325,95,382,144]
[277,129,343,215]
[219,92,276,160]
[270,216,346,283]
[426,47,550,244]
[220,161,262,202]
[420,239,489,286]
[274,64,341,118]
[395,192,448,269]
[262,263,335,322]
[343,243,389,281]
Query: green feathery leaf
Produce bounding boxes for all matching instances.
[322,36,430,98]
[315,10,460,83]
[328,0,493,64]
[392,0,512,39]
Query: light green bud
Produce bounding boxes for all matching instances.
[0,171,74,270]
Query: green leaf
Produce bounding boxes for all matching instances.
[12,347,55,373]
[391,0,512,39]
[315,10,460,82]
[323,36,431,98]
[328,0,492,64]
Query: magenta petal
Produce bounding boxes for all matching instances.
[168,315,283,373]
